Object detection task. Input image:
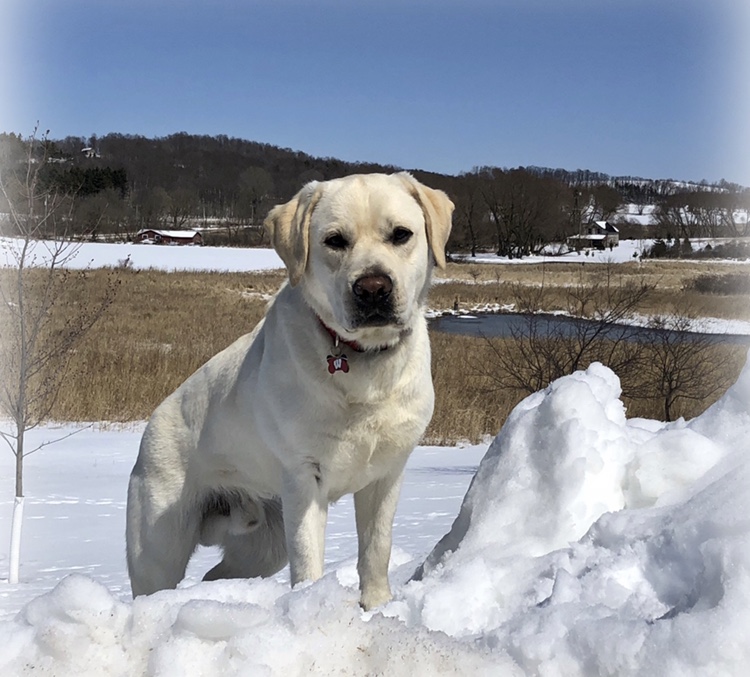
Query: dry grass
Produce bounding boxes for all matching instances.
[50,268,285,421]
[434,260,750,321]
[425,331,745,443]
[425,332,512,444]
[4,259,747,444]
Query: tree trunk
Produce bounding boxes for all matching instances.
[8,497,24,584]
[664,393,674,422]
[8,430,24,583]
[15,428,23,497]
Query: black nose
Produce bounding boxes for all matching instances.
[352,274,393,306]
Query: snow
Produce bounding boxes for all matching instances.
[615,204,659,226]
[621,204,658,216]
[456,238,750,265]
[0,238,284,273]
[613,204,749,229]
[687,315,750,336]
[2,352,750,675]
[455,238,648,264]
[3,236,748,273]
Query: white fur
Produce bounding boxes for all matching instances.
[126,173,453,610]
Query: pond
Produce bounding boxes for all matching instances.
[429,312,750,346]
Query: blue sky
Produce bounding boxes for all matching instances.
[2,0,748,185]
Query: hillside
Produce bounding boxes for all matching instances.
[1,131,748,254]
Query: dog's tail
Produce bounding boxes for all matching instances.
[199,491,264,546]
[200,493,288,581]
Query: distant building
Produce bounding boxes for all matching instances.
[136,229,203,246]
[81,147,100,159]
[567,221,619,250]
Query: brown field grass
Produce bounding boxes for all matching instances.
[3,260,748,444]
[434,260,750,321]
[41,268,285,421]
[424,331,745,443]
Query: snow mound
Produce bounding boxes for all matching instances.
[2,356,750,675]
[0,574,505,675]
[406,357,750,674]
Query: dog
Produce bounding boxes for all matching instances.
[126,172,453,610]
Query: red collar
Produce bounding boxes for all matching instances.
[317,317,390,353]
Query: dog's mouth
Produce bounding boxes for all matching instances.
[351,308,400,328]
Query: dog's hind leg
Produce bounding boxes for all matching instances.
[203,498,288,581]
[126,470,201,596]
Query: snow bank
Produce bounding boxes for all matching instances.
[0,574,507,675]
[409,357,750,675]
[2,356,750,675]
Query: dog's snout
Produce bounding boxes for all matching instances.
[353,274,393,304]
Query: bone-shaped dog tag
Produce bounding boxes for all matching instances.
[327,354,349,374]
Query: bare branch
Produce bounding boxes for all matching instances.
[22,424,94,457]
[0,430,18,456]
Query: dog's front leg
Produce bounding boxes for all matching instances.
[354,467,406,611]
[281,462,328,586]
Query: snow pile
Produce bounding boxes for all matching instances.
[408,358,750,674]
[1,356,750,675]
[0,575,505,675]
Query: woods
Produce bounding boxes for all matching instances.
[2,131,748,252]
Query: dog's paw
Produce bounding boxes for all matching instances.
[359,585,392,611]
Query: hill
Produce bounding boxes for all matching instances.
[1,131,748,253]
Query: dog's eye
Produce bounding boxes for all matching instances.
[324,233,349,250]
[391,227,413,245]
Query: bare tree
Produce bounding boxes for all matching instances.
[135,186,170,230]
[479,167,563,258]
[165,185,199,230]
[584,184,622,224]
[655,190,740,240]
[640,313,739,421]
[237,166,274,225]
[479,264,654,396]
[475,267,741,424]
[655,194,702,239]
[451,171,486,257]
[477,167,508,256]
[0,128,116,583]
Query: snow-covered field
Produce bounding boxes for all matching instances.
[1,356,749,675]
[0,238,285,273]
[456,238,648,264]
[3,235,749,273]
[456,237,750,265]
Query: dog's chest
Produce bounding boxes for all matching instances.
[315,387,430,498]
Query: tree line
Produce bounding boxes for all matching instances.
[1,131,748,252]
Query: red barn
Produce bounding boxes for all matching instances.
[136,229,203,246]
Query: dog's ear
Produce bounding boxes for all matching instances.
[396,173,454,269]
[264,182,322,286]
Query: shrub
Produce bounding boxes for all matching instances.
[690,240,750,260]
[684,272,750,295]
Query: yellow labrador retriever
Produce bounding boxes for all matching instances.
[126,173,453,609]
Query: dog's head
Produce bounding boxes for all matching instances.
[265,173,453,348]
